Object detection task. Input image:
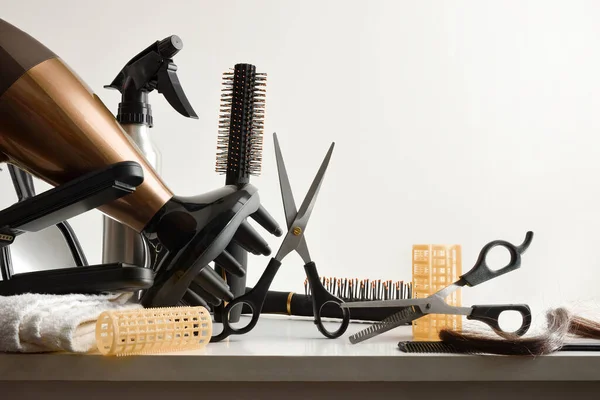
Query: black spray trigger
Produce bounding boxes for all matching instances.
[105,34,198,125]
[157,62,198,119]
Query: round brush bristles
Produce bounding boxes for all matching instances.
[216,63,266,182]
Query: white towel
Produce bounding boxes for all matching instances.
[0,292,142,353]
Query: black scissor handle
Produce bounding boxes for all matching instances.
[467,304,532,337]
[211,258,282,343]
[304,262,350,339]
[461,231,534,287]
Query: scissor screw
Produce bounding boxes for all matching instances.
[426,303,431,310]
[293,227,302,236]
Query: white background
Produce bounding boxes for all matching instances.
[2,0,600,331]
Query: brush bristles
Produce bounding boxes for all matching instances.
[216,64,266,180]
[304,277,413,301]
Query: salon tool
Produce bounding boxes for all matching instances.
[397,341,600,354]
[0,161,154,295]
[96,306,212,356]
[190,280,221,306]
[412,244,462,341]
[211,63,271,323]
[182,288,211,309]
[342,232,534,344]
[306,277,413,302]
[240,278,414,322]
[102,34,232,304]
[0,19,280,306]
[0,263,154,296]
[211,133,349,342]
[8,165,88,266]
[103,34,198,270]
[1,164,87,280]
[193,264,234,302]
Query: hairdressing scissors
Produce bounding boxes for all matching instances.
[211,132,350,342]
[342,231,534,344]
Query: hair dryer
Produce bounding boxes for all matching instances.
[0,19,282,306]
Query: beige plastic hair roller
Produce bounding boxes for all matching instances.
[95,306,212,356]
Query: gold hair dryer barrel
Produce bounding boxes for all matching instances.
[0,18,172,232]
[95,306,212,356]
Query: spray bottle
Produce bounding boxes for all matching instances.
[102,35,198,268]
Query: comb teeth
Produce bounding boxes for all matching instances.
[349,306,416,344]
[216,64,266,181]
[398,341,473,354]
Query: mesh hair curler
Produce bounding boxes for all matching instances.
[95,306,212,356]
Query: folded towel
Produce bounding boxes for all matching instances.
[0,292,142,353]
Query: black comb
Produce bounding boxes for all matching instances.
[397,341,600,354]
[398,341,471,354]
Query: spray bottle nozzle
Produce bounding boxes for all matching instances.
[157,35,183,59]
[105,35,198,126]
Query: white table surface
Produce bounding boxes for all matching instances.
[1,315,600,382]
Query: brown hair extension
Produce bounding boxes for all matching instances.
[568,314,600,339]
[438,308,572,356]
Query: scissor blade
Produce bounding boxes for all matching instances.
[292,142,335,232]
[342,299,425,309]
[273,132,298,230]
[348,307,423,344]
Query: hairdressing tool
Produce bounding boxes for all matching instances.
[0,162,143,247]
[211,133,349,342]
[96,306,212,356]
[0,161,154,294]
[412,244,462,341]
[306,277,413,302]
[6,164,88,266]
[210,63,271,323]
[0,19,280,306]
[239,278,414,321]
[103,34,198,271]
[182,288,211,309]
[103,34,231,303]
[342,231,534,344]
[193,264,234,301]
[397,341,600,354]
[0,263,154,295]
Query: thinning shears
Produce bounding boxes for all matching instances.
[342,231,534,344]
[211,132,350,342]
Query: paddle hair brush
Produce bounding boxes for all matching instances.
[239,277,414,322]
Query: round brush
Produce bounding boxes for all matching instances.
[206,63,280,322]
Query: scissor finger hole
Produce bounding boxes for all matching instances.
[317,300,347,335]
[484,246,513,271]
[498,310,524,334]
[226,302,254,332]
[211,316,224,337]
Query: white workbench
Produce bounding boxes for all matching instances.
[1,315,600,399]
